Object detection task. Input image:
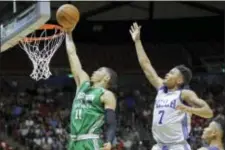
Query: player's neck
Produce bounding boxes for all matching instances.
[92,82,106,89]
[167,87,179,92]
[210,139,223,149]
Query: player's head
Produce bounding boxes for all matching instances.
[202,115,225,144]
[91,67,117,90]
[163,65,192,89]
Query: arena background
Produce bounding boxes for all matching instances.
[0,1,224,150]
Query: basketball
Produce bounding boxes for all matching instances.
[56,4,80,29]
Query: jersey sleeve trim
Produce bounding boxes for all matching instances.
[179,90,191,107]
[179,90,183,103]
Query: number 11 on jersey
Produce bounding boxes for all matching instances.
[75,109,82,120]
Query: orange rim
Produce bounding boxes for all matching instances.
[21,24,65,43]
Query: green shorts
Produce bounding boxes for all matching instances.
[68,139,104,150]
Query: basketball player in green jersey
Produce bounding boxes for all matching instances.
[65,28,117,150]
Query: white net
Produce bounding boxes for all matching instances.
[19,24,65,81]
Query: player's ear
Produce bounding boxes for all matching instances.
[211,128,217,137]
[176,77,182,85]
[103,74,110,83]
[177,74,184,85]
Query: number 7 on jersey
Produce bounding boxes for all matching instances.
[158,110,165,124]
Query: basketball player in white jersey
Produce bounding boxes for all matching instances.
[129,22,213,150]
[198,115,225,150]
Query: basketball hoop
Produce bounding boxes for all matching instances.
[19,24,65,81]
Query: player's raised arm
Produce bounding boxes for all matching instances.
[65,31,89,87]
[101,91,117,150]
[129,22,163,90]
[177,90,213,119]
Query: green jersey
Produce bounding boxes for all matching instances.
[70,81,105,136]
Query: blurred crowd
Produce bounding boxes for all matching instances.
[0,74,224,150]
[0,81,71,150]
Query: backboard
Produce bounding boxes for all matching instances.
[0,1,51,52]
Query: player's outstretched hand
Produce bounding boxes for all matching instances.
[176,104,192,114]
[129,22,141,42]
[100,142,112,150]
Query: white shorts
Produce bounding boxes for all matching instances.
[151,142,191,150]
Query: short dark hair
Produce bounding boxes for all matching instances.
[213,115,225,143]
[176,65,192,86]
[105,67,118,92]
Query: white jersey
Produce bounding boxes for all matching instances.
[152,86,191,144]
